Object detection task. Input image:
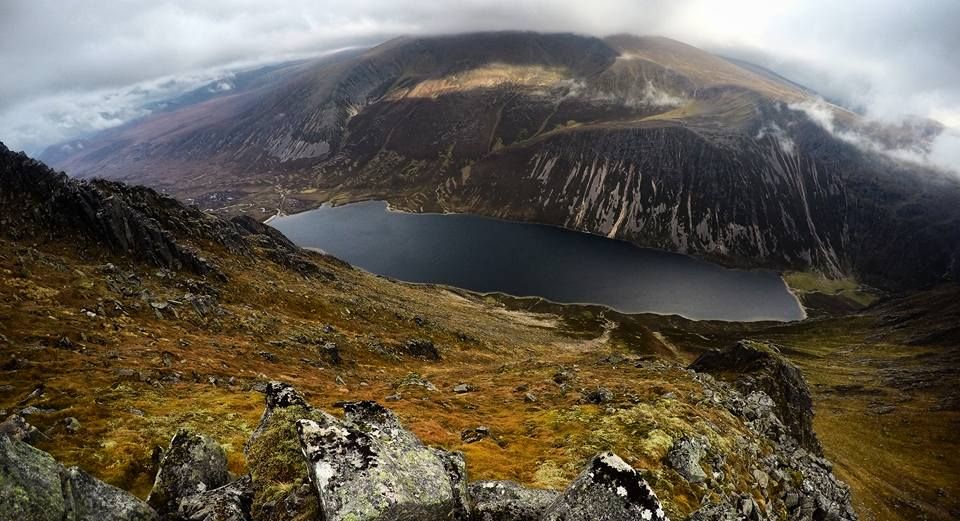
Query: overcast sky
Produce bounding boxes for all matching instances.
[2,0,959,160]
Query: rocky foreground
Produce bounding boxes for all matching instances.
[2,341,856,521]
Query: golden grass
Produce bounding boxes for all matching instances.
[1,238,956,521]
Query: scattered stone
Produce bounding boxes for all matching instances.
[552,369,572,385]
[2,355,24,370]
[321,341,341,365]
[0,413,38,442]
[385,393,402,402]
[688,501,738,521]
[461,426,491,444]
[469,480,560,521]
[18,405,54,416]
[404,338,441,360]
[17,384,45,405]
[296,400,465,521]
[147,429,230,516]
[583,387,614,404]
[453,383,473,394]
[666,436,707,483]
[542,452,667,521]
[256,351,277,363]
[752,468,769,488]
[395,372,438,392]
[178,476,254,521]
[523,392,538,403]
[62,416,81,434]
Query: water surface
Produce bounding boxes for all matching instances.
[270,200,803,321]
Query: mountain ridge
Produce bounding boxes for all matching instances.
[40,31,960,290]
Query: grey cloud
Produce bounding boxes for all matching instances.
[1,0,958,170]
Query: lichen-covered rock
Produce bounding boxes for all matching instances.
[0,434,157,521]
[178,476,254,521]
[63,465,159,520]
[665,436,707,483]
[468,480,559,521]
[0,434,67,520]
[541,452,668,521]
[433,448,471,521]
[147,429,230,516]
[296,400,462,521]
[690,340,822,453]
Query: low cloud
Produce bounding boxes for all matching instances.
[789,98,959,173]
[1,0,957,170]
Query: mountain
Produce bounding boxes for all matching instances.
[4,143,959,521]
[41,32,960,289]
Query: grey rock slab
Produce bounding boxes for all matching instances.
[468,480,559,521]
[542,452,668,521]
[0,434,157,521]
[178,475,253,521]
[666,436,708,484]
[296,400,461,521]
[147,429,229,516]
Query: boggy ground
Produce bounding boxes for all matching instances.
[0,231,957,521]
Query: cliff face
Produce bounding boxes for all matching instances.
[41,32,960,289]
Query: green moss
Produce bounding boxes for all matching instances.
[246,406,327,520]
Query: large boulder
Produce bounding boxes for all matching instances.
[295,400,467,521]
[178,476,254,521]
[468,480,559,521]
[541,452,668,521]
[0,434,157,521]
[690,340,821,453]
[147,429,230,516]
[63,466,161,520]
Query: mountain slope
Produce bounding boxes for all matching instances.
[42,32,960,289]
[4,144,959,521]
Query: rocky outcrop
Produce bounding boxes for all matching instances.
[468,481,559,521]
[296,400,468,521]
[691,340,821,454]
[147,429,230,517]
[690,342,858,521]
[0,142,225,277]
[0,434,158,521]
[0,142,329,280]
[542,452,667,521]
